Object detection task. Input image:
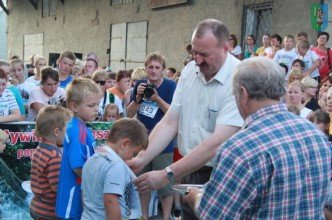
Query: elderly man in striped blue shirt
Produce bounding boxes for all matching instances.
[185,57,331,219]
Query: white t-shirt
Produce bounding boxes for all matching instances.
[26,76,41,86]
[27,86,66,121]
[300,107,312,119]
[16,81,37,105]
[0,89,19,116]
[98,92,124,120]
[295,50,320,78]
[273,48,297,80]
[231,45,242,56]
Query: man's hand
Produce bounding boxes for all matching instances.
[126,151,146,174]
[133,170,169,192]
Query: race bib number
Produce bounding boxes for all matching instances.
[139,100,159,118]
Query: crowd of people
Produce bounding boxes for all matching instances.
[1,18,332,220]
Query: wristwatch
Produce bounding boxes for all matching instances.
[166,166,175,186]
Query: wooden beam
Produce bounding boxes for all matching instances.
[0,0,9,15]
[29,0,38,10]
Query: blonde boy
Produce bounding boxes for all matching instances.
[82,118,148,220]
[30,105,71,220]
[56,78,102,219]
[273,35,297,80]
[57,51,76,89]
[296,40,320,80]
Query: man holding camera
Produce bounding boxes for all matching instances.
[127,52,177,220]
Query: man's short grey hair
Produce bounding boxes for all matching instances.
[233,57,286,101]
[193,19,229,46]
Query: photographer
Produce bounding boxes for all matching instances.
[127,52,176,220]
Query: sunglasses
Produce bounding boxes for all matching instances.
[95,80,106,85]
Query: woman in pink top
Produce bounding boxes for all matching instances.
[312,32,332,80]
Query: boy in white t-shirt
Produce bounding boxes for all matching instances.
[81,118,148,220]
[296,40,320,81]
[9,59,36,111]
[273,35,297,80]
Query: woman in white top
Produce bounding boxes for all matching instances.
[26,56,47,86]
[287,80,312,119]
[229,34,243,60]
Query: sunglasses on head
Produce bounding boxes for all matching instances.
[95,80,106,85]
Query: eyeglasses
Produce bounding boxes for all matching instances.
[229,38,234,40]
[308,86,317,89]
[95,80,106,85]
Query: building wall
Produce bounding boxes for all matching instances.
[6,0,321,71]
[0,6,7,60]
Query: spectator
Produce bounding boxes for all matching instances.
[26,54,36,77]
[0,59,26,120]
[310,109,330,137]
[107,70,132,100]
[0,69,21,123]
[27,67,65,121]
[291,58,305,73]
[244,34,258,59]
[29,105,71,220]
[296,40,320,81]
[102,103,120,122]
[9,59,36,112]
[83,58,98,78]
[105,72,116,91]
[166,67,176,79]
[287,80,312,119]
[256,34,270,56]
[123,67,147,108]
[264,34,282,59]
[184,57,331,219]
[301,76,320,111]
[127,52,177,220]
[229,34,242,60]
[312,32,332,80]
[26,56,46,86]
[129,19,243,220]
[57,51,76,88]
[71,66,83,78]
[91,70,123,120]
[182,44,193,66]
[273,35,297,79]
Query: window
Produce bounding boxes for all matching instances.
[111,0,133,5]
[42,0,57,17]
[242,2,273,48]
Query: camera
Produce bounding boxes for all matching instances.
[144,83,156,98]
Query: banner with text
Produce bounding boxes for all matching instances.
[0,122,112,181]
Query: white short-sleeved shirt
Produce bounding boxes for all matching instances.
[0,89,19,116]
[98,92,124,120]
[300,107,312,119]
[231,45,242,56]
[273,48,297,80]
[171,55,244,167]
[17,81,37,105]
[295,50,320,78]
[27,86,66,121]
[26,76,41,86]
